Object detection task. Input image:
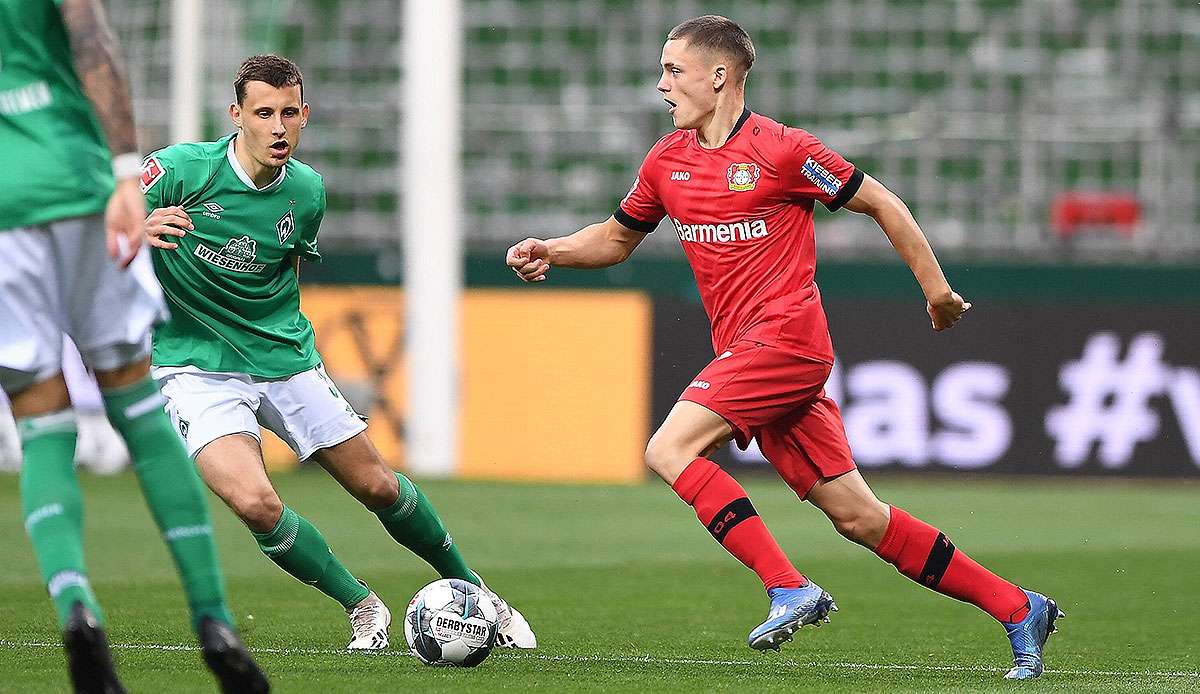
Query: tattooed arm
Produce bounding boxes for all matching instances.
[59,0,138,157]
[60,0,145,267]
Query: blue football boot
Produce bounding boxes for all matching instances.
[1003,590,1065,680]
[747,581,837,651]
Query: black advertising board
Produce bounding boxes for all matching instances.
[652,298,1200,477]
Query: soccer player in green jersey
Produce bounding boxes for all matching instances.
[141,55,536,651]
[0,1,268,692]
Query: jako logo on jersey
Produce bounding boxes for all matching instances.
[727,162,760,191]
[201,202,223,219]
[670,171,691,181]
[140,157,165,193]
[802,156,843,197]
[276,209,295,244]
[688,380,711,390]
[672,217,769,244]
[193,235,266,273]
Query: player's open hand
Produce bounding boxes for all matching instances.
[927,291,972,331]
[105,179,147,269]
[144,205,194,251]
[506,237,551,282]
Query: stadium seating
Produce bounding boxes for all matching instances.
[110,0,1200,260]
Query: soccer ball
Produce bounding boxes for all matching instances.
[404,578,499,667]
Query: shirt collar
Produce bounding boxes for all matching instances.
[226,135,286,192]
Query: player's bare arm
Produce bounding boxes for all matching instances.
[60,0,144,267]
[506,216,646,282]
[844,173,971,331]
[144,206,193,250]
[60,0,137,157]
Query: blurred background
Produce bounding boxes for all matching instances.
[2,0,1197,481]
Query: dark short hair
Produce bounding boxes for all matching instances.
[667,15,756,78]
[234,54,304,104]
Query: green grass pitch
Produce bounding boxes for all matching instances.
[1,471,1197,692]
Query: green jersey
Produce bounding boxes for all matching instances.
[0,0,113,231]
[142,134,325,378]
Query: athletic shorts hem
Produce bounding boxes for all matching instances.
[677,394,752,449]
[190,429,262,461]
[296,419,368,462]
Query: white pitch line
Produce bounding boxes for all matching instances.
[1,640,1197,679]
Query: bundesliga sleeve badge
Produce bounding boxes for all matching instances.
[727,162,760,192]
[140,156,165,193]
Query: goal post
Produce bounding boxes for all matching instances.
[402,0,463,477]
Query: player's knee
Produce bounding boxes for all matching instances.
[831,504,889,544]
[643,437,687,482]
[230,488,284,533]
[355,470,400,509]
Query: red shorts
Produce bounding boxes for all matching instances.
[677,340,856,499]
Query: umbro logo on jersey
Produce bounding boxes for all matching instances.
[201,201,223,219]
[727,162,760,192]
[670,171,691,181]
[717,351,734,360]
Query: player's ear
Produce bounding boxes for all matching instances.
[712,63,728,92]
[229,102,242,129]
[300,103,310,129]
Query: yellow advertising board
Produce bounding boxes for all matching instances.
[261,288,650,484]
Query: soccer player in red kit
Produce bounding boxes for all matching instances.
[506,15,1062,680]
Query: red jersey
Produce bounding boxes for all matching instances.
[616,109,862,363]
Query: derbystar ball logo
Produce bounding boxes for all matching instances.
[672,217,770,244]
[727,162,760,191]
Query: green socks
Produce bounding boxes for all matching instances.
[18,410,100,629]
[253,506,369,609]
[374,473,478,585]
[102,377,233,631]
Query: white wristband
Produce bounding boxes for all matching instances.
[112,152,143,181]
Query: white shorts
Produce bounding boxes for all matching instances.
[0,215,166,393]
[153,364,367,461]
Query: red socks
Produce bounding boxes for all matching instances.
[875,506,1029,623]
[672,458,805,591]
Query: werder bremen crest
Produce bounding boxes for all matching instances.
[277,210,295,245]
[194,234,267,273]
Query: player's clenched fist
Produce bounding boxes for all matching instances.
[927,291,972,332]
[506,237,551,282]
[144,206,195,250]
